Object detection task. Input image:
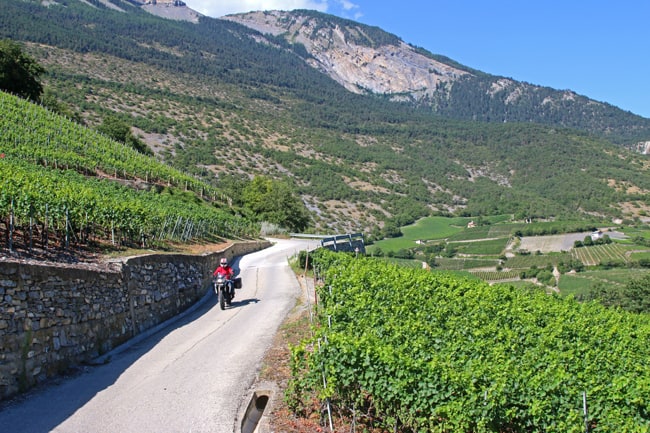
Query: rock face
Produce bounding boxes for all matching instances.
[223,10,469,101]
[139,0,203,23]
[633,141,650,154]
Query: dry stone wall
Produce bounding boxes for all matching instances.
[0,240,270,401]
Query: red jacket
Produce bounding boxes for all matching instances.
[213,265,234,279]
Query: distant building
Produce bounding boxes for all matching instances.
[467,221,476,228]
[591,230,603,241]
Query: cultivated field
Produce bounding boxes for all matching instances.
[518,232,589,253]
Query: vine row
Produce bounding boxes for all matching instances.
[288,250,650,432]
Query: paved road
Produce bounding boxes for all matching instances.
[0,238,319,433]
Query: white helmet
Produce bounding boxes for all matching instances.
[220,258,228,266]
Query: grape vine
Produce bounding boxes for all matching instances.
[289,250,650,432]
[0,91,257,250]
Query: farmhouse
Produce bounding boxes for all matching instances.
[591,230,604,241]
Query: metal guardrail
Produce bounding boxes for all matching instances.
[290,233,365,253]
[320,233,365,254]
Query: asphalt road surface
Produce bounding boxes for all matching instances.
[0,238,320,433]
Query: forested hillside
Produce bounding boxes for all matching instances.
[2,0,650,234]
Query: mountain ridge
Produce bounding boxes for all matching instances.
[223,9,650,145]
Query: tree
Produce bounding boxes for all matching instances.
[0,39,45,101]
[97,114,152,155]
[382,222,402,238]
[41,89,84,124]
[587,275,650,313]
[242,176,310,232]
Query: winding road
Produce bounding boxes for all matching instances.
[0,238,320,433]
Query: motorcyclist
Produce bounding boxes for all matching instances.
[213,257,235,299]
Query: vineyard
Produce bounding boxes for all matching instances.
[453,238,509,256]
[504,252,571,269]
[0,91,257,256]
[468,269,520,281]
[571,243,632,266]
[0,92,224,200]
[434,257,500,271]
[289,250,650,432]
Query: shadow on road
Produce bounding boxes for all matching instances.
[227,297,260,309]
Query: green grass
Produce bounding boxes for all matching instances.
[375,257,424,269]
[446,225,493,241]
[447,223,519,241]
[620,226,650,240]
[370,215,514,252]
[630,251,650,261]
[402,216,471,240]
[453,238,509,255]
[558,274,596,297]
[367,237,419,252]
[369,217,467,252]
[558,268,650,297]
[434,257,500,270]
[505,252,571,269]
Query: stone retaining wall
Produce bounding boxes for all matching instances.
[0,240,270,401]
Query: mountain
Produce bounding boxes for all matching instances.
[139,0,203,23]
[224,10,469,100]
[2,0,650,234]
[224,10,650,146]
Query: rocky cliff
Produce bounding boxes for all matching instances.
[224,10,469,101]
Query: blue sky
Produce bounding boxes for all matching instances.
[183,1,650,119]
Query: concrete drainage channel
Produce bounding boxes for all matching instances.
[239,387,274,433]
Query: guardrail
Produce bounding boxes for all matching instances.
[320,233,365,254]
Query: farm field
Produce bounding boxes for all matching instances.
[504,252,570,269]
[372,216,650,293]
[434,257,500,270]
[559,268,650,297]
[453,237,509,255]
[370,215,511,251]
[571,243,635,266]
[369,216,470,251]
[518,232,589,253]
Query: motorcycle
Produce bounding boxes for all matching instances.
[213,273,234,310]
[213,273,242,310]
